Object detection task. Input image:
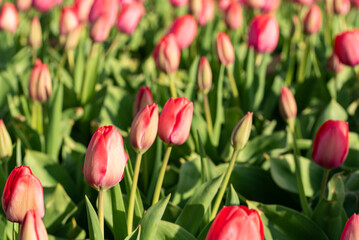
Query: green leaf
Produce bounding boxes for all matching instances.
[243,47,255,112]
[225,184,240,206]
[341,132,359,170]
[125,226,141,240]
[85,196,104,240]
[197,130,210,183]
[253,53,270,110]
[156,221,197,240]
[74,36,85,100]
[213,65,225,146]
[111,184,128,240]
[185,56,200,101]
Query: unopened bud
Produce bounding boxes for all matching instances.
[29,17,42,49]
[279,87,297,121]
[197,57,212,93]
[0,120,12,160]
[231,112,253,150]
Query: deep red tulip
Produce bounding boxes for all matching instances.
[333,0,350,14]
[303,4,322,35]
[312,120,349,169]
[206,206,264,240]
[133,86,154,117]
[59,6,79,35]
[153,34,181,74]
[190,0,214,26]
[83,125,129,190]
[74,0,95,22]
[0,119,12,160]
[130,103,159,152]
[197,57,212,93]
[248,14,279,53]
[16,0,32,11]
[158,97,193,145]
[170,0,188,7]
[334,30,359,66]
[216,32,235,66]
[28,59,52,102]
[19,210,48,240]
[0,3,18,34]
[279,87,297,121]
[117,2,145,35]
[225,1,242,30]
[261,0,280,13]
[2,166,45,223]
[341,214,359,240]
[169,15,198,49]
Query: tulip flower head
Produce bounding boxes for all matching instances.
[169,15,198,49]
[334,30,359,67]
[170,0,188,7]
[231,112,253,150]
[189,0,214,26]
[218,0,232,11]
[29,17,42,49]
[153,34,181,74]
[2,166,45,223]
[0,119,12,160]
[19,209,48,240]
[83,125,129,190]
[333,0,350,15]
[352,0,359,8]
[225,1,242,30]
[206,206,264,240]
[74,0,95,22]
[16,0,32,11]
[0,3,18,34]
[133,86,154,117]
[197,56,212,93]
[279,87,297,121]
[117,2,145,35]
[261,0,280,13]
[245,0,265,10]
[32,0,62,12]
[312,120,349,169]
[341,213,359,240]
[216,32,235,66]
[303,4,322,35]
[28,59,52,102]
[158,97,193,145]
[59,6,79,35]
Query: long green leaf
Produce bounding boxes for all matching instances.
[156,221,197,240]
[111,184,128,240]
[85,196,104,240]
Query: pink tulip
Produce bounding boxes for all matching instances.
[312,120,349,169]
[83,125,128,190]
[28,59,52,102]
[218,0,232,11]
[19,210,48,240]
[248,14,279,53]
[133,86,154,117]
[59,6,79,35]
[303,4,322,35]
[2,166,45,223]
[90,15,113,42]
[32,0,60,12]
[169,15,198,49]
[16,0,32,11]
[333,0,350,14]
[158,97,193,145]
[74,0,95,22]
[245,0,265,9]
[260,0,280,13]
[334,30,359,66]
[341,214,359,240]
[29,17,42,49]
[225,1,242,30]
[0,3,18,34]
[206,206,264,240]
[117,2,145,34]
[89,0,118,26]
[216,32,235,66]
[170,0,188,7]
[190,0,214,26]
[279,87,297,121]
[327,53,344,74]
[153,34,181,74]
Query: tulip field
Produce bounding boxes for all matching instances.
[1,0,359,239]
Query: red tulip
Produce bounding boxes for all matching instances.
[28,59,52,102]
[312,120,349,169]
[170,0,188,7]
[2,166,45,223]
[279,87,297,120]
[341,213,359,240]
[189,0,214,26]
[59,6,79,35]
[90,15,113,42]
[225,1,242,30]
[248,14,279,53]
[158,97,193,145]
[74,0,95,22]
[83,125,128,190]
[260,0,280,13]
[333,0,350,14]
[303,4,322,35]
[327,53,344,74]
[130,103,159,152]
[334,30,359,66]
[197,56,212,93]
[169,15,198,49]
[117,2,145,35]
[16,0,32,11]
[216,32,235,66]
[0,3,18,34]
[133,86,154,117]
[29,17,42,49]
[206,206,264,240]
[19,210,48,240]
[153,34,181,74]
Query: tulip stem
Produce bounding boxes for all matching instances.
[289,121,311,217]
[98,189,105,236]
[226,66,240,106]
[210,148,240,220]
[203,93,213,139]
[127,151,143,234]
[55,52,67,82]
[319,169,330,201]
[152,145,173,205]
[169,73,177,98]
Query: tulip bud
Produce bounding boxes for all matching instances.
[28,59,52,102]
[327,53,344,74]
[231,112,253,150]
[341,213,359,240]
[206,206,264,240]
[2,166,45,223]
[83,125,129,190]
[130,104,159,152]
[225,1,242,30]
[218,0,231,11]
[189,0,214,26]
[311,120,349,169]
[279,87,297,121]
[74,0,95,22]
[169,15,198,49]
[59,6,79,35]
[158,97,193,145]
[0,3,18,34]
[0,120,12,160]
[170,0,188,7]
[333,0,350,14]
[117,2,145,35]
[216,32,235,66]
[16,0,32,11]
[90,15,112,43]
[248,14,279,53]
[32,0,57,12]
[303,4,322,35]
[197,57,212,93]
[261,0,280,13]
[29,17,42,49]
[334,30,359,67]
[133,86,154,117]
[19,210,48,240]
[89,0,118,26]
[153,34,181,74]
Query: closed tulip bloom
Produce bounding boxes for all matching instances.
[158,97,193,145]
[206,206,264,240]
[170,0,188,7]
[28,59,52,102]
[74,0,95,22]
[312,120,349,169]
[0,3,18,34]
[133,86,154,117]
[245,0,265,9]
[261,0,280,13]
[59,6,79,35]
[190,0,214,26]
[153,34,181,74]
[218,0,232,11]
[216,32,235,66]
[16,0,32,11]
[29,17,42,49]
[341,214,359,240]
[327,53,344,74]
[334,30,359,66]
[117,2,145,34]
[197,57,212,93]
[130,104,159,152]
[2,166,45,223]
[303,4,322,35]
[32,0,58,12]
[90,15,113,42]
[83,125,129,190]
[279,87,297,120]
[225,1,242,29]
[19,210,48,240]
[169,15,198,49]
[231,112,253,150]
[0,120,12,160]
[89,0,118,27]
[333,0,350,14]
